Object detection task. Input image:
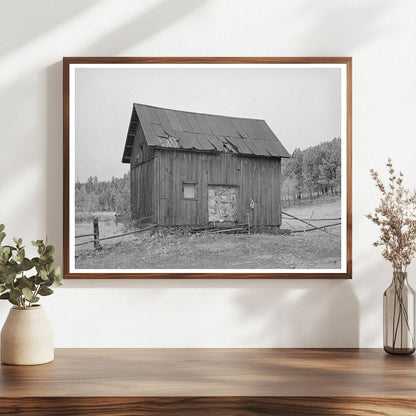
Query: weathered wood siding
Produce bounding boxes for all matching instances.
[153,150,282,226]
[130,125,155,220]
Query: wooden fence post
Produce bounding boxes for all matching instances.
[93,218,101,249]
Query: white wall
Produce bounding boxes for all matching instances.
[0,0,415,347]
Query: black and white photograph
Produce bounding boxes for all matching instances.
[64,58,351,278]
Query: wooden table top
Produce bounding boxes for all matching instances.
[1,348,415,398]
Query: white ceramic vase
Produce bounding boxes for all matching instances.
[1,305,54,365]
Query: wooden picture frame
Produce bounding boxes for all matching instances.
[63,57,352,279]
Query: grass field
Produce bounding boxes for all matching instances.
[75,212,138,250]
[75,197,341,270]
[281,196,341,232]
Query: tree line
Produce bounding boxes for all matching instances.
[75,173,130,214]
[75,137,341,215]
[281,137,341,202]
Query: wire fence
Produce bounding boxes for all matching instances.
[75,210,341,250]
[281,211,341,236]
[75,216,157,249]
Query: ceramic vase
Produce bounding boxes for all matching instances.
[1,305,54,365]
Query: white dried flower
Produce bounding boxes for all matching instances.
[367,159,416,272]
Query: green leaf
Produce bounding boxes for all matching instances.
[0,232,6,245]
[0,285,6,293]
[22,287,34,301]
[21,287,33,298]
[0,248,10,266]
[0,291,17,306]
[17,276,35,290]
[17,248,25,263]
[34,274,43,285]
[0,246,10,255]
[43,256,54,266]
[45,245,55,256]
[3,245,16,251]
[9,288,21,301]
[32,240,43,247]
[0,224,4,232]
[39,269,48,281]
[20,258,33,271]
[37,244,46,256]
[52,266,61,277]
[13,237,22,248]
[52,267,63,285]
[42,275,54,287]
[2,271,16,284]
[38,286,53,296]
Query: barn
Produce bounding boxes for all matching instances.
[121,103,290,227]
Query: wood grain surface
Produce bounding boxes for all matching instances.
[1,397,416,416]
[1,348,415,415]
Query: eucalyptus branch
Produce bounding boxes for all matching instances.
[0,225,62,309]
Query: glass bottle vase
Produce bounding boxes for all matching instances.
[383,271,416,355]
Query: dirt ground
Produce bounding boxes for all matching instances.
[75,197,342,270]
[75,230,341,270]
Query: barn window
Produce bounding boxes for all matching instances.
[183,182,197,199]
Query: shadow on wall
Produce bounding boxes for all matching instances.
[354,243,395,348]
[0,0,101,56]
[44,0,204,263]
[46,62,64,263]
[290,0,394,53]
[83,0,205,55]
[58,276,359,348]
[0,0,201,328]
[233,280,359,348]
[0,0,204,56]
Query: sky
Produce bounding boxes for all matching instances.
[74,65,341,182]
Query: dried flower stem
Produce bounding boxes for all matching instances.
[368,160,416,353]
[366,159,416,272]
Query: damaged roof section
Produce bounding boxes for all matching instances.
[122,103,291,163]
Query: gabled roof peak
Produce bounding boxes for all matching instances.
[122,103,290,163]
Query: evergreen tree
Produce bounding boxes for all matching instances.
[281,137,341,202]
[75,172,131,215]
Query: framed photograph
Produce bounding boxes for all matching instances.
[63,57,352,279]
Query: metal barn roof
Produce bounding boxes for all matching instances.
[122,103,290,163]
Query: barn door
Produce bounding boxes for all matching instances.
[208,185,238,223]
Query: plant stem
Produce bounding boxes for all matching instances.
[392,286,397,346]
[391,275,414,350]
